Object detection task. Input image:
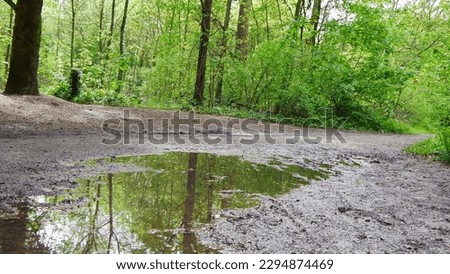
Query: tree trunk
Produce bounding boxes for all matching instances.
[106,0,116,51]
[193,0,213,105]
[294,0,305,42]
[116,0,130,93]
[70,69,81,100]
[308,0,322,46]
[215,0,233,104]
[4,0,43,96]
[236,0,251,58]
[98,0,106,54]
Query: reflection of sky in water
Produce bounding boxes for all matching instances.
[29,197,145,254]
[1,152,330,254]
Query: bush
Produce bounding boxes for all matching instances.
[52,82,72,101]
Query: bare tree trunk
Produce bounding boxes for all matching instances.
[4,7,14,81]
[116,0,130,93]
[193,0,213,105]
[236,0,251,58]
[4,0,43,95]
[215,0,233,104]
[308,0,322,46]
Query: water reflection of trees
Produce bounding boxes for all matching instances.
[1,152,311,254]
[0,205,49,254]
[182,153,198,254]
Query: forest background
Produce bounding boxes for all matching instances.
[0,0,449,160]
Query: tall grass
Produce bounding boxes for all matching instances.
[438,126,450,163]
[406,126,450,165]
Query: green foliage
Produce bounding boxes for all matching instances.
[405,137,441,156]
[49,70,136,106]
[0,0,448,134]
[406,126,450,164]
[438,126,450,163]
[51,81,71,101]
[72,88,130,106]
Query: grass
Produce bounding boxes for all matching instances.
[438,127,450,163]
[405,127,450,164]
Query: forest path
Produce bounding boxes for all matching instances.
[0,94,449,253]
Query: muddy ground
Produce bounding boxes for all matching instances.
[0,94,449,254]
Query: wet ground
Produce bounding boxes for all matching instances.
[0,152,330,254]
[0,95,449,254]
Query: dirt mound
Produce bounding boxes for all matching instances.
[0,94,101,134]
[0,93,275,137]
[0,94,179,136]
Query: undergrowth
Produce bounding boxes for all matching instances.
[405,126,450,164]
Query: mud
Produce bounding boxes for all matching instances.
[0,94,449,254]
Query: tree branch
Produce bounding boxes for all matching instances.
[417,40,439,57]
[3,0,17,11]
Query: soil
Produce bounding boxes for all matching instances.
[0,94,449,254]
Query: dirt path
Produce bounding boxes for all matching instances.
[0,94,449,253]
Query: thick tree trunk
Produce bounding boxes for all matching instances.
[4,0,43,95]
[236,0,251,58]
[193,0,213,105]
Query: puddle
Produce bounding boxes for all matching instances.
[0,152,330,254]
